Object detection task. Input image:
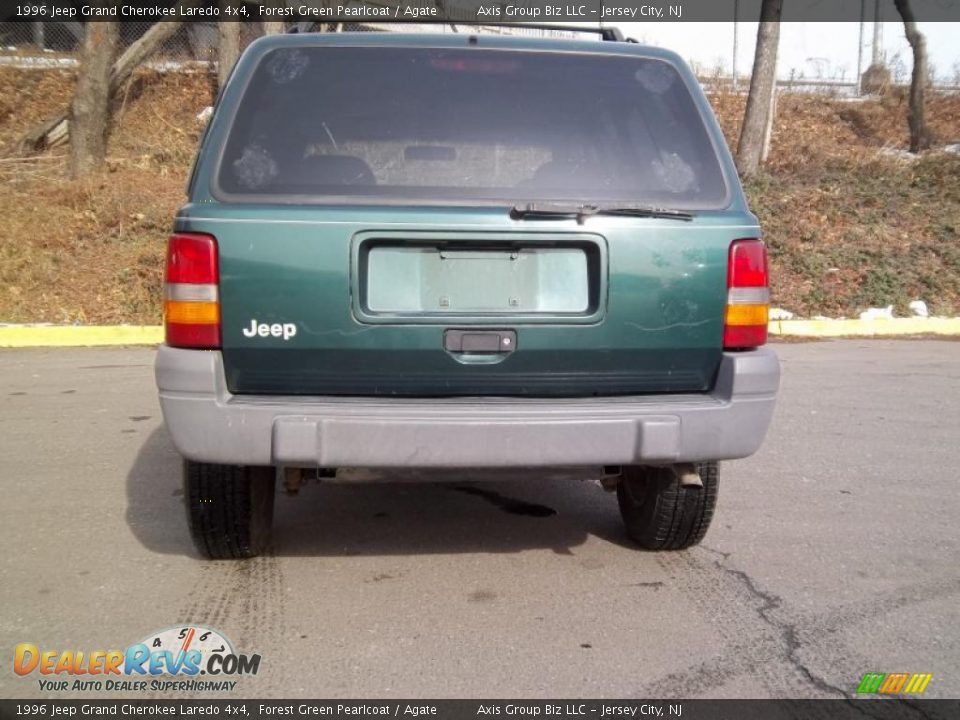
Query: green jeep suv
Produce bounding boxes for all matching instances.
[155,29,780,559]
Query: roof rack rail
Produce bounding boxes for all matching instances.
[461,23,626,41]
[287,22,628,42]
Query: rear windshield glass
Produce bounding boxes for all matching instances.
[216,46,728,208]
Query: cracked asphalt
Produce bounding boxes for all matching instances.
[1,340,958,701]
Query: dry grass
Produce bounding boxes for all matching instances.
[710,91,960,167]
[748,154,960,317]
[0,67,210,323]
[711,92,960,317]
[0,66,958,323]
[1,163,184,323]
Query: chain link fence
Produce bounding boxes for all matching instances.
[0,19,579,60]
[1,21,272,59]
[3,20,957,95]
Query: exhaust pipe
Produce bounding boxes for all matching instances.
[676,463,703,488]
[599,465,623,491]
[599,464,702,490]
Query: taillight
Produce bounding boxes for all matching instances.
[164,233,220,349]
[724,239,769,349]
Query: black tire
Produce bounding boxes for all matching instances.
[184,460,276,559]
[616,462,718,550]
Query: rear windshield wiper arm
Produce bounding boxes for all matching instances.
[510,203,694,224]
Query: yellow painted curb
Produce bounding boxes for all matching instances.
[1,318,959,347]
[0,325,163,348]
[771,318,960,337]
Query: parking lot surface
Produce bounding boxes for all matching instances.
[1,340,958,699]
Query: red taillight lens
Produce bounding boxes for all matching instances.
[724,238,769,350]
[164,233,220,349]
[727,238,769,288]
[165,321,221,349]
[723,323,769,349]
[166,233,218,284]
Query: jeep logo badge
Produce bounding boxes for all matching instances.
[242,319,297,341]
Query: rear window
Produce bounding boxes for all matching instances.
[216,45,728,208]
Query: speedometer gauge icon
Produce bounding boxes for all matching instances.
[138,625,235,670]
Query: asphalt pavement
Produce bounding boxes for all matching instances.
[1,340,958,700]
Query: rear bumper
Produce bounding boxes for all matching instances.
[155,346,779,468]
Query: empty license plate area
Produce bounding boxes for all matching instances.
[356,236,604,324]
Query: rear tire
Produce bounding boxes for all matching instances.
[616,462,718,550]
[184,460,276,559]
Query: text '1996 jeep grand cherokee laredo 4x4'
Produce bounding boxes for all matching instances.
[155,28,780,559]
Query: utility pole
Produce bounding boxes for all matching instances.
[732,0,739,91]
[857,0,866,94]
[872,0,883,65]
[32,21,44,50]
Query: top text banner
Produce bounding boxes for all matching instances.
[3,0,960,23]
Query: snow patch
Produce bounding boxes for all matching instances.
[769,308,795,321]
[859,306,895,320]
[908,300,929,318]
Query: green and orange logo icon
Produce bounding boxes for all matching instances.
[857,672,933,695]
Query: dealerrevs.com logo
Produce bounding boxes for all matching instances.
[13,625,261,693]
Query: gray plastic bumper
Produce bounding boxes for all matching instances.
[155,346,779,468]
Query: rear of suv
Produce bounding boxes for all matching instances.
[156,29,780,559]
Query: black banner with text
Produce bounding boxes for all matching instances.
[1,0,960,24]
[2,700,960,720]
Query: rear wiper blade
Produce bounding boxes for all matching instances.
[510,203,694,224]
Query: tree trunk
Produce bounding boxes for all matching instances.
[761,79,778,163]
[69,22,119,178]
[18,18,190,155]
[218,14,241,90]
[736,0,783,177]
[894,0,932,152]
[111,20,184,88]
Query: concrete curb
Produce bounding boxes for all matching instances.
[768,317,960,338]
[0,325,163,348]
[1,318,959,347]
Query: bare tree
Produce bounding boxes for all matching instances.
[19,14,196,155]
[69,22,119,177]
[893,0,932,152]
[218,12,242,89]
[736,0,783,177]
